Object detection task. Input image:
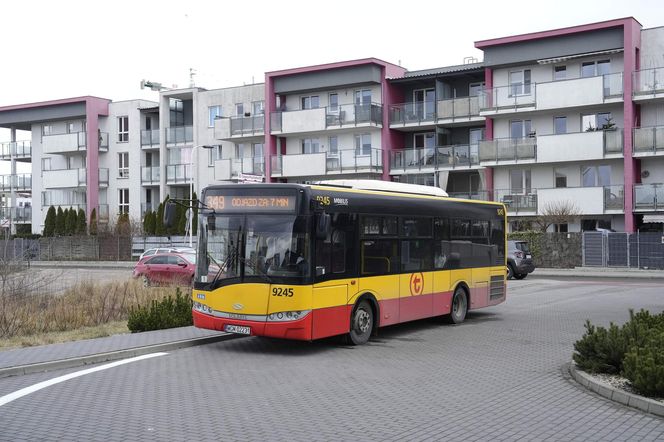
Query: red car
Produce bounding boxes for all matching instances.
[133,252,196,287]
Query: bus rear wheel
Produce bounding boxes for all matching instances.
[348,300,373,345]
[447,286,468,324]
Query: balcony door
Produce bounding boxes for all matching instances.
[414,133,435,166]
[510,120,532,139]
[355,90,372,122]
[413,89,435,119]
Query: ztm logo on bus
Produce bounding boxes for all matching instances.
[409,272,424,296]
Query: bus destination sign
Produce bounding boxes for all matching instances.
[205,195,296,212]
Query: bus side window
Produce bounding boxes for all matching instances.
[434,218,451,269]
[361,239,399,275]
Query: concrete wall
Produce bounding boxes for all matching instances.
[640,26,664,69]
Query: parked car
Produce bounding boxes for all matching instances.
[133,252,196,287]
[138,246,195,261]
[507,240,535,280]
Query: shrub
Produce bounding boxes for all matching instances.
[155,203,165,236]
[55,206,65,236]
[622,330,664,397]
[573,320,627,374]
[76,208,87,235]
[89,208,98,236]
[43,206,56,237]
[127,287,193,332]
[65,208,77,235]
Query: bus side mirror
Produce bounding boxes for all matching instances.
[316,213,331,240]
[164,202,177,228]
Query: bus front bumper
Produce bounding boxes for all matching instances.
[192,309,313,341]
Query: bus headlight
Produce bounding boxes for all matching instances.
[266,310,311,322]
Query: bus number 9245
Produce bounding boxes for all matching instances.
[272,287,294,297]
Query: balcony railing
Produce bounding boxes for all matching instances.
[633,126,664,154]
[446,191,490,201]
[271,148,382,177]
[326,103,383,127]
[389,102,436,125]
[42,132,87,154]
[604,185,625,211]
[271,103,383,133]
[478,137,536,162]
[390,145,479,171]
[166,126,193,145]
[270,112,282,132]
[0,206,32,222]
[634,183,664,211]
[230,115,264,136]
[42,168,87,188]
[166,164,192,183]
[633,67,664,97]
[494,189,538,213]
[603,129,624,154]
[99,132,109,151]
[41,190,86,208]
[0,141,32,159]
[215,157,265,181]
[99,168,109,186]
[141,129,160,146]
[141,166,161,184]
[0,174,32,191]
[436,96,481,120]
[479,73,623,112]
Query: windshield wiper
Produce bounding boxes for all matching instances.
[210,227,242,287]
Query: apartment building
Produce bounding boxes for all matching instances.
[1,17,663,235]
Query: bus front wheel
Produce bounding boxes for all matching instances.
[448,286,468,324]
[348,300,373,345]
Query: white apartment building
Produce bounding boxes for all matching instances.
[1,17,663,235]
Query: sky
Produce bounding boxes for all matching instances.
[1,0,664,173]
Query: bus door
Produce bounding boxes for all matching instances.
[399,241,433,322]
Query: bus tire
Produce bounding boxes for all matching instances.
[447,285,468,325]
[348,300,373,345]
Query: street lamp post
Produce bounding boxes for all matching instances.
[189,145,214,247]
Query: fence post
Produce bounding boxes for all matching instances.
[637,231,640,269]
[582,232,585,266]
[627,233,631,268]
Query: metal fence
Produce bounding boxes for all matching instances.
[583,231,664,269]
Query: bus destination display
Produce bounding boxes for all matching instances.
[205,195,296,212]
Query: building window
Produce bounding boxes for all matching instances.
[354,133,371,156]
[66,122,75,134]
[328,136,338,155]
[554,66,566,81]
[554,170,567,188]
[301,95,320,110]
[118,116,129,142]
[510,120,532,138]
[355,89,372,105]
[252,143,264,158]
[208,106,222,127]
[118,152,129,178]
[234,143,245,158]
[469,82,485,96]
[252,101,264,115]
[582,112,613,131]
[554,223,568,233]
[581,60,610,78]
[118,189,129,215]
[209,145,222,166]
[235,103,244,116]
[582,165,611,187]
[509,69,531,96]
[301,138,320,154]
[42,125,53,136]
[328,94,339,113]
[510,169,531,194]
[554,117,567,135]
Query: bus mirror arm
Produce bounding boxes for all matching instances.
[315,212,331,240]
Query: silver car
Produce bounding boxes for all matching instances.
[507,240,535,279]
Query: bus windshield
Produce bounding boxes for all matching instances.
[197,214,311,287]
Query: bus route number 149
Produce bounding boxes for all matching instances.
[272,287,294,297]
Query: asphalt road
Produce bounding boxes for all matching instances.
[0,277,662,441]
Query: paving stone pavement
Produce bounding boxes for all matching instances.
[0,277,662,441]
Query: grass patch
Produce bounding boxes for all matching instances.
[0,278,190,348]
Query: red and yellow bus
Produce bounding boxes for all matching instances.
[184,180,506,345]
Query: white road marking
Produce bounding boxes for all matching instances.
[0,352,167,407]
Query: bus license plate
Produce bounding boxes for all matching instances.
[224,324,251,335]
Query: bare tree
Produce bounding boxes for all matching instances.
[534,200,580,232]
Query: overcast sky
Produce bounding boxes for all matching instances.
[1,0,664,174]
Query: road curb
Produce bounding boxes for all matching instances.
[0,333,241,379]
[568,362,664,418]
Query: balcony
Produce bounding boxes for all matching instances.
[478,138,536,165]
[214,157,265,181]
[534,130,623,164]
[214,115,264,140]
[0,206,32,223]
[390,145,479,174]
[633,67,664,101]
[536,185,623,215]
[479,73,623,115]
[436,96,482,123]
[0,141,32,160]
[99,168,109,187]
[271,148,382,178]
[99,132,109,152]
[0,174,32,192]
[389,102,436,128]
[141,166,161,185]
[42,168,87,189]
[494,189,538,214]
[166,126,193,145]
[166,164,192,184]
[633,126,664,157]
[42,132,86,154]
[141,129,160,148]
[271,103,382,134]
[41,190,86,209]
[634,183,664,212]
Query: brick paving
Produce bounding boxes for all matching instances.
[0,277,662,441]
